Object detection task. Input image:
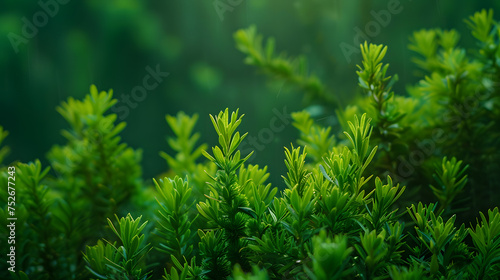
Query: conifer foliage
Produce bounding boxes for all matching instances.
[1,9,500,280]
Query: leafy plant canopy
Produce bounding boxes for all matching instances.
[2,9,500,280]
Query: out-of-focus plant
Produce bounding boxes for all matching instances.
[47,85,144,238]
[159,112,215,200]
[234,25,337,107]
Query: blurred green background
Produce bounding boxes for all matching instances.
[1,0,499,186]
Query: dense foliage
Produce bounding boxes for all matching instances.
[1,9,500,280]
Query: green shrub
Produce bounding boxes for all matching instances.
[1,9,500,280]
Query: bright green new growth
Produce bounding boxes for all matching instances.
[468,208,500,280]
[83,214,151,279]
[160,112,214,195]
[154,176,197,262]
[3,8,500,280]
[3,105,500,280]
[236,9,500,217]
[429,157,469,213]
[161,113,206,172]
[282,145,309,196]
[48,85,144,238]
[1,86,146,280]
[291,111,336,163]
